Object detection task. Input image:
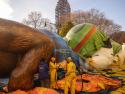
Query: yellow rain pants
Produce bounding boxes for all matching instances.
[64,62,76,94]
[49,61,57,88]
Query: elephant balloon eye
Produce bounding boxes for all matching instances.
[111,53,114,56]
[95,54,99,56]
[93,54,99,56]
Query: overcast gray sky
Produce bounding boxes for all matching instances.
[11,0,58,22]
[0,0,125,30]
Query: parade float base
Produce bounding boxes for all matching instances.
[9,87,59,94]
[0,73,123,94]
[1,63,125,94]
[54,74,121,94]
[54,63,125,94]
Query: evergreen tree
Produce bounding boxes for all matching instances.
[59,21,74,37]
[55,0,71,33]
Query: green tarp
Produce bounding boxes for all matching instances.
[64,23,109,57]
[64,23,122,58]
[111,40,122,55]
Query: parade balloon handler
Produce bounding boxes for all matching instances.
[56,60,67,80]
[64,57,76,94]
[49,57,59,88]
[39,59,49,87]
[33,74,41,87]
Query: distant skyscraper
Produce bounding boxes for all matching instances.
[55,0,71,33]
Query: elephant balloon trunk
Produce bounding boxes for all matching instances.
[0,18,54,91]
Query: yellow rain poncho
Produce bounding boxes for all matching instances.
[49,61,57,88]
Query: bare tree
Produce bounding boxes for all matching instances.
[23,11,43,28]
[111,31,125,44]
[67,8,121,35]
